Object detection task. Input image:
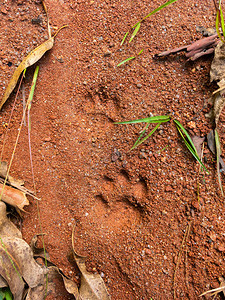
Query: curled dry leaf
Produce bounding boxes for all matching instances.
[0,183,29,211]
[210,41,225,124]
[0,37,54,110]
[72,227,111,300]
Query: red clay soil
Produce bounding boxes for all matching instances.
[1,0,225,299]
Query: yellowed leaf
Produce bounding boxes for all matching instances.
[0,183,29,210]
[0,37,54,110]
[72,227,111,300]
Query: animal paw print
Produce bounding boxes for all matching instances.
[85,171,148,234]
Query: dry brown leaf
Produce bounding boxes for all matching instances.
[191,136,205,158]
[46,266,80,299]
[0,183,29,210]
[210,41,225,124]
[207,129,225,171]
[0,201,47,300]
[0,236,47,300]
[72,227,111,300]
[0,161,24,186]
[0,37,54,110]
[0,201,22,238]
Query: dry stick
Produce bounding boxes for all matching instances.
[173,222,191,300]
[0,71,25,163]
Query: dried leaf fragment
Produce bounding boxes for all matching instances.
[0,201,22,238]
[191,136,205,158]
[210,41,225,124]
[207,129,225,172]
[72,227,111,300]
[0,37,54,110]
[0,202,47,300]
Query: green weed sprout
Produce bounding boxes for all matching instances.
[114,115,170,150]
[115,116,209,173]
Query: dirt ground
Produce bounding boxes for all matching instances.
[1,0,225,299]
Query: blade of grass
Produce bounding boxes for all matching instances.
[129,23,141,43]
[138,49,144,55]
[132,123,150,149]
[117,56,135,66]
[220,6,225,38]
[215,128,224,196]
[4,288,13,300]
[175,122,208,173]
[132,0,179,28]
[115,115,171,124]
[216,9,225,42]
[120,31,129,46]
[131,122,161,150]
[173,119,197,154]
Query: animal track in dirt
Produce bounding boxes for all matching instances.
[84,84,121,121]
[93,170,149,224]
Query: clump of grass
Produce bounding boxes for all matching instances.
[115,115,170,150]
[115,116,208,172]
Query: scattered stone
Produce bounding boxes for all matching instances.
[187,121,196,129]
[137,83,142,88]
[1,7,7,15]
[44,137,51,142]
[111,148,121,162]
[216,244,225,252]
[139,152,147,159]
[165,185,173,192]
[104,50,111,57]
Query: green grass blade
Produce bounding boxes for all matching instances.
[117,56,135,66]
[132,123,150,149]
[220,6,225,39]
[4,288,13,300]
[216,9,225,42]
[173,119,197,154]
[131,122,161,150]
[138,49,144,55]
[120,31,129,46]
[129,23,141,43]
[115,115,171,124]
[175,123,208,173]
[132,0,178,28]
[215,128,224,195]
